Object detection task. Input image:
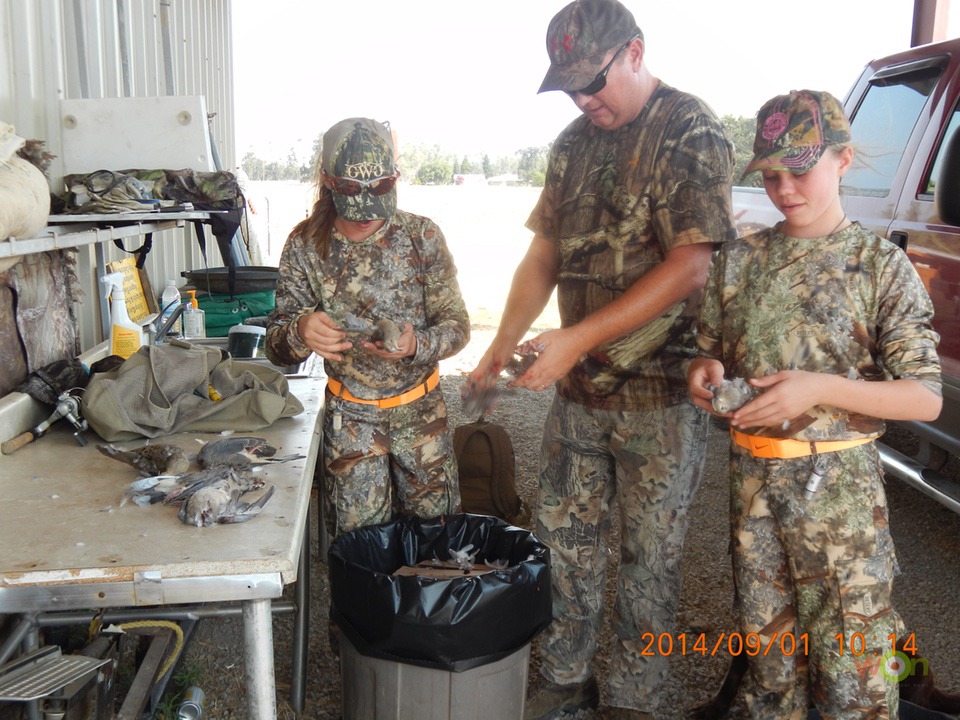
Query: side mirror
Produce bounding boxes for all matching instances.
[935,125,960,225]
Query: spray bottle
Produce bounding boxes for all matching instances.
[101,272,143,358]
[183,289,206,339]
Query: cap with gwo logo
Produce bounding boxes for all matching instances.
[321,117,397,222]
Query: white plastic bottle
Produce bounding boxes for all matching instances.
[183,289,206,339]
[159,279,182,340]
[101,272,143,358]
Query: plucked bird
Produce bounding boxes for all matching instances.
[179,483,276,527]
[710,377,759,415]
[98,443,191,476]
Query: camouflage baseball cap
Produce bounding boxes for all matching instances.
[321,118,397,222]
[742,90,851,178]
[538,0,642,94]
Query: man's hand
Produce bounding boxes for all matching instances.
[509,328,583,392]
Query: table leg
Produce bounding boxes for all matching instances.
[290,515,310,717]
[243,598,276,720]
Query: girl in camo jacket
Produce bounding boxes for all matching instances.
[688,90,941,719]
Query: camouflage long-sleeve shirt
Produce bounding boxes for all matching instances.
[265,210,469,399]
[527,82,736,411]
[697,222,941,440]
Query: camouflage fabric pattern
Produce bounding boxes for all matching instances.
[265,209,469,395]
[527,83,736,411]
[539,0,641,93]
[321,118,397,222]
[266,208,468,537]
[743,90,851,177]
[731,443,902,719]
[534,395,707,710]
[321,386,460,538]
[697,222,941,440]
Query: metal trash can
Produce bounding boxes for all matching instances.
[329,513,552,720]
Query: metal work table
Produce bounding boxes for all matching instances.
[0,372,323,719]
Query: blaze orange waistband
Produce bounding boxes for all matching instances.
[327,368,439,409]
[730,428,874,459]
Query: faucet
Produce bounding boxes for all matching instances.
[149,300,190,344]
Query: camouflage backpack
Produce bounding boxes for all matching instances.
[453,419,531,527]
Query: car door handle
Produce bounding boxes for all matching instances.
[890,231,908,250]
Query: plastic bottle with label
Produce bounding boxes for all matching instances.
[101,272,143,358]
[183,289,206,339]
[159,279,182,340]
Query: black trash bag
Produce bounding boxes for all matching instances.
[328,513,552,672]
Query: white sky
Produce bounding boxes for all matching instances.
[232,0,955,164]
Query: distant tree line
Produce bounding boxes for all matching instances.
[241,137,551,187]
[721,114,762,188]
[240,116,758,188]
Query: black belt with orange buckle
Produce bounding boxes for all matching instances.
[730,428,874,459]
[327,368,440,409]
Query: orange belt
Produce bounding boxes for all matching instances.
[327,368,440,409]
[730,428,873,459]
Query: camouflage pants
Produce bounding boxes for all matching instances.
[731,443,902,720]
[321,386,460,539]
[535,395,708,712]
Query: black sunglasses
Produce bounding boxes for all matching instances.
[567,33,640,97]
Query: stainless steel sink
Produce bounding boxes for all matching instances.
[182,337,319,377]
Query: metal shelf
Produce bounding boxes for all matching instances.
[0,211,212,259]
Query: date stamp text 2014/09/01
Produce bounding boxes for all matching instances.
[637,632,918,658]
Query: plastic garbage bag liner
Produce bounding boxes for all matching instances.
[328,513,552,672]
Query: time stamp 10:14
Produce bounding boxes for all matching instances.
[637,631,917,657]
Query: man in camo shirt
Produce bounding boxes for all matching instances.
[468,2,735,718]
[266,117,469,539]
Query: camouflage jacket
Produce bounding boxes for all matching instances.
[697,222,942,440]
[265,210,469,399]
[527,83,736,411]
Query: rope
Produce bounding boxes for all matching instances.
[89,618,185,680]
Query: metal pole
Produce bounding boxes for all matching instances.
[243,599,276,720]
[290,517,311,716]
[159,0,176,95]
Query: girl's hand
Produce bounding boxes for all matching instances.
[730,370,823,429]
[362,322,417,360]
[297,311,352,361]
[687,358,725,414]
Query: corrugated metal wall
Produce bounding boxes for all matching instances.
[1,0,236,350]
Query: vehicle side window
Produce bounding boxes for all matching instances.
[845,66,941,197]
[924,108,960,196]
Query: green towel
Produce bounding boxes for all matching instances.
[195,290,275,337]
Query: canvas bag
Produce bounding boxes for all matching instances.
[80,340,303,442]
[453,419,531,526]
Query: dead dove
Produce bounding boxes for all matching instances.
[97,443,190,477]
[369,318,403,352]
[448,544,478,571]
[179,483,276,526]
[122,466,263,507]
[197,436,296,469]
[341,318,403,353]
[122,474,193,507]
[710,377,759,414]
[504,339,545,378]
